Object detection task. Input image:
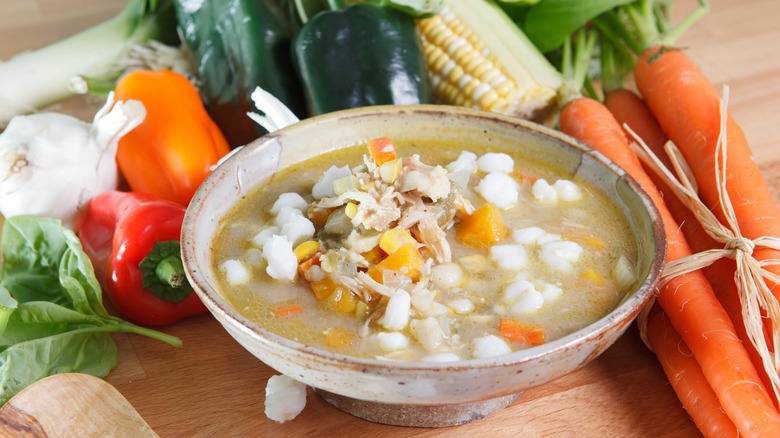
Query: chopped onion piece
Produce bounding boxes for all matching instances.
[612,254,637,291]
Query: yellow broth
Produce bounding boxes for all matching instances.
[212,140,638,361]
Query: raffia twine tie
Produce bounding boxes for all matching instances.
[628,85,780,403]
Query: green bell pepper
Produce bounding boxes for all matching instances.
[173,0,306,147]
[291,2,432,115]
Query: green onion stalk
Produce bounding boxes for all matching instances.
[0,0,178,127]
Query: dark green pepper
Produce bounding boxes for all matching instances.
[291,2,432,115]
[173,0,306,147]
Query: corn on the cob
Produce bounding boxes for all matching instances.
[416,0,562,123]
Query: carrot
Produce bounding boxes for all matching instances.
[510,170,538,184]
[634,46,780,301]
[367,243,422,284]
[456,202,509,250]
[604,89,668,153]
[605,88,776,403]
[272,305,303,316]
[367,137,397,166]
[499,318,546,346]
[311,278,338,301]
[646,304,739,437]
[560,96,780,438]
[298,254,321,276]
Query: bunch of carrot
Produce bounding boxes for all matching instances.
[558,43,780,437]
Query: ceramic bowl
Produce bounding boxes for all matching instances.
[181,105,666,427]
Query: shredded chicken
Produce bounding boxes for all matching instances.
[415,214,452,263]
[397,155,451,201]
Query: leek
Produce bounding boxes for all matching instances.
[0,0,178,127]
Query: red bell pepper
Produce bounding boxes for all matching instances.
[78,190,206,325]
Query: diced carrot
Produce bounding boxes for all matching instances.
[456,202,509,250]
[367,243,423,284]
[311,277,338,300]
[323,327,357,349]
[298,252,322,276]
[272,305,303,316]
[362,246,386,264]
[307,206,330,224]
[499,318,546,346]
[367,137,396,166]
[511,170,538,184]
[323,288,359,315]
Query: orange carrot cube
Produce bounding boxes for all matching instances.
[367,137,396,166]
[367,243,422,284]
[456,203,509,249]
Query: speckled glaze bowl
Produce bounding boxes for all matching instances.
[181,105,666,427]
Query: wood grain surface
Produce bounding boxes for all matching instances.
[0,373,158,438]
[1,0,779,437]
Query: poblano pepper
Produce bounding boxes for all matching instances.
[173,0,306,147]
[291,1,432,115]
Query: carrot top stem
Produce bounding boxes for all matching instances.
[558,27,598,107]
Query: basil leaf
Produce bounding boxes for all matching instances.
[0,302,105,346]
[0,329,117,405]
[522,0,635,53]
[0,216,71,306]
[58,234,110,318]
[0,285,17,337]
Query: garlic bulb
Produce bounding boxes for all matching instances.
[0,92,145,229]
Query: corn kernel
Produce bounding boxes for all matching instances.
[585,236,607,248]
[380,228,417,254]
[345,202,358,219]
[582,269,604,283]
[293,240,320,262]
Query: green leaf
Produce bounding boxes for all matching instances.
[0,302,104,346]
[522,0,635,53]
[1,217,72,306]
[58,232,109,318]
[0,329,117,405]
[497,0,540,4]
[372,0,443,17]
[0,285,17,338]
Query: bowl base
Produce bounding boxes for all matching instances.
[313,388,521,428]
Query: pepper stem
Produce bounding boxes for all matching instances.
[156,255,186,288]
[139,240,194,303]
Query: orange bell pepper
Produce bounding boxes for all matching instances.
[113,69,231,206]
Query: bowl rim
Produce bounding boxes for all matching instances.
[181,104,667,372]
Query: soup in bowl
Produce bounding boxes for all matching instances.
[181,105,665,426]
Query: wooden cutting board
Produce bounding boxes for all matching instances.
[0,373,157,438]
